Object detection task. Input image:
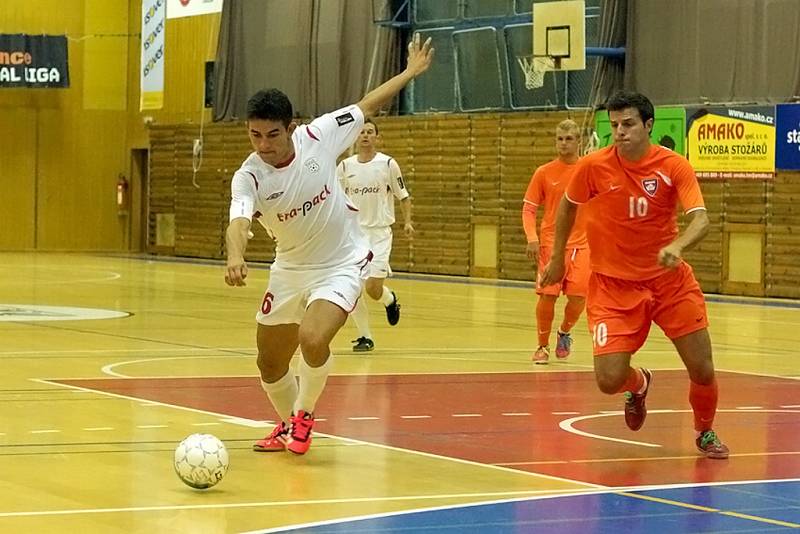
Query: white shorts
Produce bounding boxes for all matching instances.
[362,226,393,279]
[256,254,372,325]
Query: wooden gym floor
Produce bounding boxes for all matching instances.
[0,252,798,533]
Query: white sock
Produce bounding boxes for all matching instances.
[351,297,372,339]
[295,355,333,414]
[260,370,298,424]
[379,285,395,306]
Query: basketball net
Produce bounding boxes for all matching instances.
[516,55,556,90]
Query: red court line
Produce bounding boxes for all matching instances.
[54,370,800,487]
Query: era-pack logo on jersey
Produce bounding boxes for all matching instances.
[335,112,355,126]
[276,184,332,222]
[304,158,320,173]
[641,177,659,197]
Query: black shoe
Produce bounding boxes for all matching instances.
[385,291,400,326]
[352,337,374,352]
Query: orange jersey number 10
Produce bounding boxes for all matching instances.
[628,196,649,218]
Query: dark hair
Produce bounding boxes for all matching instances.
[246,89,293,127]
[606,90,655,125]
[364,118,379,134]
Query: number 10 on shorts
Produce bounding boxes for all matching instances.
[593,322,608,347]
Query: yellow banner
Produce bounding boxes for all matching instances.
[140,90,164,110]
[686,106,775,179]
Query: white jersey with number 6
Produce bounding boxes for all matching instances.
[229,105,369,270]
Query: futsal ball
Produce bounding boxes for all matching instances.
[173,433,230,489]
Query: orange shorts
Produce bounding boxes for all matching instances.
[537,246,590,297]
[586,261,709,356]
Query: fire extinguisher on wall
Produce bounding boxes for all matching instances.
[117,174,129,214]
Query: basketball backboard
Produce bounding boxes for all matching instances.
[532,0,586,71]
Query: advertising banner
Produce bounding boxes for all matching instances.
[686,106,775,179]
[775,103,800,170]
[0,34,69,88]
[141,0,166,110]
[595,107,686,155]
[166,0,223,19]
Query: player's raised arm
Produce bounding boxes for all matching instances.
[356,33,434,118]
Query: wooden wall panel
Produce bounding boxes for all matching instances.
[0,109,37,249]
[146,113,800,299]
[0,1,221,251]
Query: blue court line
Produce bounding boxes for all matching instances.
[103,253,800,311]
[261,480,800,533]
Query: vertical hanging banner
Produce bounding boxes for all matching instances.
[0,34,69,88]
[167,0,223,19]
[686,106,775,179]
[140,0,166,110]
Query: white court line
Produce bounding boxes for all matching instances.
[31,378,602,491]
[29,430,60,434]
[452,414,481,418]
[136,425,167,429]
[400,415,431,419]
[83,427,114,432]
[502,412,531,416]
[348,417,380,421]
[0,488,605,519]
[191,422,221,427]
[497,450,800,466]
[559,408,800,448]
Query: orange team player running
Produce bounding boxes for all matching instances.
[522,119,590,364]
[541,90,729,459]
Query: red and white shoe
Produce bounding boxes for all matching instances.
[252,421,289,452]
[287,410,315,455]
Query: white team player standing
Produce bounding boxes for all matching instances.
[337,119,414,352]
[224,34,434,456]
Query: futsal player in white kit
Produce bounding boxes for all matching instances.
[224,34,434,455]
[337,119,414,352]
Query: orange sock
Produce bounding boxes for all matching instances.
[536,296,556,346]
[560,298,585,333]
[615,367,646,394]
[689,378,718,432]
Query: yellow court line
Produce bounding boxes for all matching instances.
[617,492,800,529]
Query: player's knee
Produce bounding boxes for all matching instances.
[686,357,715,384]
[256,354,289,382]
[297,326,328,357]
[365,280,383,300]
[595,370,625,394]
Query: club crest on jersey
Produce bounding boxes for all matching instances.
[335,112,355,126]
[304,158,320,173]
[642,177,659,197]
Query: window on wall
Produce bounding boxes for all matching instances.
[412,28,457,112]
[407,0,601,112]
[453,27,506,111]
[463,0,514,18]
[414,1,458,23]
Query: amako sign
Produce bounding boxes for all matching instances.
[686,106,775,179]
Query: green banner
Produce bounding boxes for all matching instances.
[595,107,686,155]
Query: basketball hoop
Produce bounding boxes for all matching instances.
[516,55,558,90]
